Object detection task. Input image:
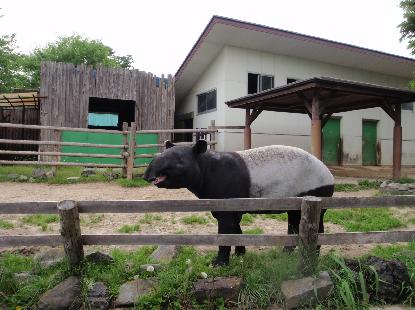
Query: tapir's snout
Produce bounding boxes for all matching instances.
[143,161,155,182]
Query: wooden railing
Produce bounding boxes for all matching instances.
[0,122,218,179]
[1,195,414,275]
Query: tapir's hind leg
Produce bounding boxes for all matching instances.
[283,210,301,252]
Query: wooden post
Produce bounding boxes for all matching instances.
[57,200,84,272]
[51,129,61,176]
[244,109,252,150]
[393,104,402,180]
[209,120,216,151]
[127,122,137,180]
[122,122,129,178]
[299,196,322,276]
[311,95,322,160]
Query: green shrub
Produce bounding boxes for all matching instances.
[181,215,209,225]
[22,214,59,231]
[118,224,141,233]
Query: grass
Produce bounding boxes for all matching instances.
[139,213,162,224]
[21,214,59,231]
[396,177,415,184]
[88,214,104,225]
[240,214,255,225]
[261,213,288,221]
[117,224,141,233]
[116,178,149,188]
[181,215,209,225]
[0,219,14,229]
[335,179,382,192]
[243,227,264,235]
[325,208,404,232]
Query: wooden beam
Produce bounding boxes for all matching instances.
[321,113,334,128]
[393,104,402,180]
[311,94,322,160]
[244,109,252,149]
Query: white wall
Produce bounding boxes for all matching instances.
[176,45,415,165]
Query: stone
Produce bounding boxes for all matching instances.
[281,271,333,309]
[13,272,31,283]
[150,245,178,263]
[33,168,48,179]
[46,170,55,178]
[192,277,242,304]
[366,256,411,304]
[408,184,415,190]
[114,278,157,307]
[380,180,391,188]
[66,176,80,181]
[37,276,81,310]
[34,247,65,268]
[82,168,96,177]
[139,263,162,272]
[103,171,120,181]
[88,281,110,310]
[85,251,114,264]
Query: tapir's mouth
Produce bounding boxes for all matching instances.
[153,175,167,185]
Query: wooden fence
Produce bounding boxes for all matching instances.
[0,122,218,179]
[0,195,414,275]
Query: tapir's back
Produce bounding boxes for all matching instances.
[236,145,334,198]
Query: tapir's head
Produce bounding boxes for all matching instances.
[143,140,208,189]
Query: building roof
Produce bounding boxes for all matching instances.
[225,76,415,115]
[175,16,415,101]
[0,92,41,109]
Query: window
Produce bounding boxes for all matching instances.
[197,89,216,114]
[248,73,274,94]
[287,78,298,84]
[402,102,413,111]
[88,113,118,127]
[88,97,135,130]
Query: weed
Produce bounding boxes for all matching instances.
[357,179,382,189]
[240,214,255,225]
[0,219,14,229]
[396,177,415,184]
[22,214,59,231]
[175,229,186,234]
[181,215,209,225]
[335,183,360,192]
[139,214,162,224]
[117,178,149,188]
[243,227,264,235]
[261,213,288,221]
[335,179,381,192]
[88,214,104,225]
[118,224,141,233]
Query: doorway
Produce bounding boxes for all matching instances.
[322,118,341,165]
[362,120,378,165]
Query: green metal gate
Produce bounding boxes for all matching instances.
[362,120,377,166]
[322,118,340,165]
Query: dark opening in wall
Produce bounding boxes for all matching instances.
[88,97,135,130]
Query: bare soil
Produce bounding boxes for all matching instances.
[0,179,413,258]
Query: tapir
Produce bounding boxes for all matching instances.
[143,140,334,266]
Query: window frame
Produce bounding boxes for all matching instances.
[402,102,414,112]
[247,72,275,95]
[196,88,217,115]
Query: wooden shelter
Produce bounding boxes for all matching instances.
[226,77,415,179]
[39,61,175,143]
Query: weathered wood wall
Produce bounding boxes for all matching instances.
[39,61,175,143]
[0,108,39,159]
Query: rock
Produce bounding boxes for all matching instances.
[46,170,55,178]
[408,184,415,190]
[66,176,80,181]
[34,248,65,268]
[82,168,96,177]
[150,245,178,263]
[88,281,110,310]
[281,271,333,309]
[103,171,120,181]
[366,256,411,304]
[85,251,114,264]
[192,277,242,304]
[37,276,81,310]
[114,278,157,307]
[139,263,162,272]
[380,180,391,188]
[33,168,48,179]
[13,272,31,283]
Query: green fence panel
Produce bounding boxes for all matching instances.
[61,131,158,165]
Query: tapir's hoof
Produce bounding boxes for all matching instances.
[212,256,229,267]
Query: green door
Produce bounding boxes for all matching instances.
[322,118,340,165]
[362,120,377,165]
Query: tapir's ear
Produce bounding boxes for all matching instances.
[193,139,207,154]
[165,140,175,149]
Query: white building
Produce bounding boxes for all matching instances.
[175,16,415,166]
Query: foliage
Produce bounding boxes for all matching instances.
[243,227,264,235]
[240,214,255,225]
[118,224,141,233]
[117,178,149,188]
[335,179,381,192]
[22,34,134,88]
[396,177,415,184]
[0,219,14,229]
[325,208,404,232]
[399,1,415,54]
[181,215,209,225]
[139,214,163,224]
[21,214,59,231]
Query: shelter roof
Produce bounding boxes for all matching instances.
[0,92,41,109]
[225,77,415,115]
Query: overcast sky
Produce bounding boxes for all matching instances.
[1,0,412,76]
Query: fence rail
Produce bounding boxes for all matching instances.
[0,122,220,179]
[0,195,414,275]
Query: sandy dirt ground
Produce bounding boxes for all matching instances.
[0,179,413,258]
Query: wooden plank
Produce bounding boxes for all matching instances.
[320,196,415,209]
[82,234,298,246]
[135,128,217,134]
[0,139,126,149]
[127,122,137,180]
[0,235,62,247]
[0,122,125,134]
[318,230,415,245]
[0,160,123,168]
[0,201,58,214]
[0,150,123,159]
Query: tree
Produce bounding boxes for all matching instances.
[23,34,134,88]
[399,0,415,52]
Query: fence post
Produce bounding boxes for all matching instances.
[209,120,216,151]
[51,129,61,176]
[57,200,84,273]
[122,122,129,178]
[299,196,322,276]
[127,122,137,180]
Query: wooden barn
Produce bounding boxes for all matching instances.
[39,61,175,143]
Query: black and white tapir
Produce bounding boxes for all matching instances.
[143,140,334,266]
